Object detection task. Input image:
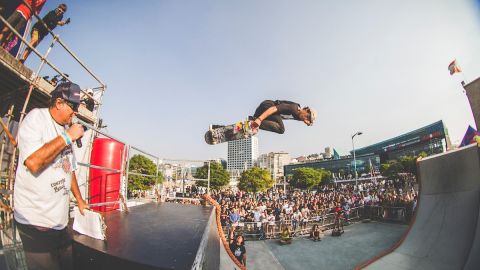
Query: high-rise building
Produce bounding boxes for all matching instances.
[227,136,259,172]
[258,152,291,181]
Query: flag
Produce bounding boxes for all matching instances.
[460,126,480,147]
[448,59,462,75]
[333,148,340,159]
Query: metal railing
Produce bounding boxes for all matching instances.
[361,205,408,223]
[0,224,27,269]
[221,205,411,241]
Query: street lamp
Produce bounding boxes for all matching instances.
[352,131,363,190]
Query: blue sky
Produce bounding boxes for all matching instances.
[26,0,480,160]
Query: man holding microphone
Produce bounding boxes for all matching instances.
[14,82,89,269]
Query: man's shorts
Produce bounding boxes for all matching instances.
[31,28,39,41]
[6,11,27,34]
[30,28,46,43]
[15,220,72,253]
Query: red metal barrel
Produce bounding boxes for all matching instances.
[89,138,125,212]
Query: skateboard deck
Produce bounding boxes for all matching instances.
[205,120,254,145]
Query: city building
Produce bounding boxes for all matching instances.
[353,120,450,161]
[227,136,259,171]
[258,152,291,181]
[227,137,259,185]
[284,120,450,179]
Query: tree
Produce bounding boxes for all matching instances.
[319,169,333,185]
[400,155,417,176]
[238,167,274,193]
[400,152,427,177]
[380,152,428,179]
[290,167,322,190]
[128,154,163,195]
[195,161,230,191]
[418,151,428,158]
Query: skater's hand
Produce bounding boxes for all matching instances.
[251,118,261,129]
[303,119,312,126]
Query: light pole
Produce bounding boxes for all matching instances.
[352,131,363,190]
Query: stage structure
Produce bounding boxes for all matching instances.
[0,2,223,269]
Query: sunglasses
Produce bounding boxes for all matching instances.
[63,100,79,112]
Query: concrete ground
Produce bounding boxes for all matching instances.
[244,221,408,270]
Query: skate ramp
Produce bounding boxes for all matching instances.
[364,143,480,270]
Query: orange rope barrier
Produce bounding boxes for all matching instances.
[203,194,246,270]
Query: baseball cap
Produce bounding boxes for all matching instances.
[51,82,81,111]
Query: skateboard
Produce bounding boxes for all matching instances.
[205,119,255,145]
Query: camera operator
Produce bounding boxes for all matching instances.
[20,4,71,63]
[333,202,344,234]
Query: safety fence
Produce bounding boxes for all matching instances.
[361,205,410,223]
[222,205,410,241]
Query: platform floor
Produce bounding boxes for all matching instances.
[73,202,217,270]
[244,221,408,270]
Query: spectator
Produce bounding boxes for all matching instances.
[229,229,246,267]
[20,3,70,63]
[220,208,228,227]
[81,88,95,112]
[280,226,292,245]
[229,207,240,226]
[300,207,310,231]
[266,210,275,238]
[310,224,321,241]
[333,202,344,234]
[342,201,350,224]
[0,0,46,48]
[292,209,301,232]
[50,75,59,86]
[274,203,282,221]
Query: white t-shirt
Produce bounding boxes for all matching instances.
[14,108,76,230]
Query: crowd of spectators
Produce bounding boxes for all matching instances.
[209,176,418,234]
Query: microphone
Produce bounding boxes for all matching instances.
[72,117,88,148]
[77,136,83,148]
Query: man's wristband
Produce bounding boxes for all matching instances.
[61,131,72,146]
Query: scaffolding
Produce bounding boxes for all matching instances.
[0,3,214,269]
[0,2,108,268]
[0,0,106,228]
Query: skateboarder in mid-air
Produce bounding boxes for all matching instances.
[249,100,317,134]
[206,100,317,145]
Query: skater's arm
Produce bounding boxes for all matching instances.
[252,106,278,128]
[257,106,278,121]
